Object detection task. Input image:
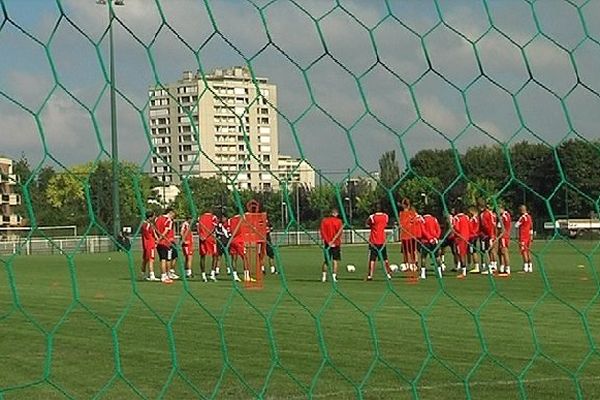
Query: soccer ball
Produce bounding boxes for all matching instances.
[346,264,356,273]
[389,264,399,273]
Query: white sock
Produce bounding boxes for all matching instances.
[201,272,207,280]
[461,267,467,276]
[420,267,426,279]
[210,270,215,277]
[322,272,327,281]
[500,265,505,273]
[332,273,337,281]
[506,266,511,274]
[528,263,533,272]
[270,266,276,274]
[437,267,442,277]
[524,263,528,272]
[186,269,192,277]
[149,272,156,279]
[216,267,220,274]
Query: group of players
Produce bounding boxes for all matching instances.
[319,198,534,282]
[140,208,276,284]
[140,197,534,284]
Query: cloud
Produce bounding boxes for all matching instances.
[0,0,595,177]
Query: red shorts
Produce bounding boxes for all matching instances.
[229,241,246,257]
[499,237,510,249]
[455,239,468,257]
[143,247,155,261]
[182,243,193,257]
[519,240,531,254]
[199,239,217,256]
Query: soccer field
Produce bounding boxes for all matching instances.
[1,241,599,399]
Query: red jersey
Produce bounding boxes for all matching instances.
[399,209,418,240]
[453,213,471,241]
[320,216,343,247]
[181,220,193,246]
[480,209,497,239]
[420,214,441,243]
[141,221,156,249]
[469,215,479,240]
[155,214,174,246]
[198,213,217,241]
[516,213,533,242]
[228,215,244,244]
[500,211,512,240]
[367,212,388,245]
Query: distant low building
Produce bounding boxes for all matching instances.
[0,157,22,227]
[277,155,316,188]
[151,185,181,206]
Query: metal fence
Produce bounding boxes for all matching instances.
[0,229,397,256]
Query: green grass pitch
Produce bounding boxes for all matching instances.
[1,240,599,399]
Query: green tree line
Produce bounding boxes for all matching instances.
[11,138,600,235]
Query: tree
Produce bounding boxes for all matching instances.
[377,150,401,213]
[172,176,231,218]
[555,139,600,218]
[378,150,401,189]
[462,144,509,184]
[397,176,443,217]
[410,149,458,190]
[307,184,337,222]
[88,160,155,231]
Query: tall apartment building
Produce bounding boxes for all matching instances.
[148,67,280,191]
[0,158,22,227]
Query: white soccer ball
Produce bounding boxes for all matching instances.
[400,263,408,272]
[346,264,356,273]
[389,264,399,273]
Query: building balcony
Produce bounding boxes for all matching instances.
[1,214,22,226]
[0,193,21,206]
[0,174,18,184]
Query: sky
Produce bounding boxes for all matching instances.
[1,0,599,181]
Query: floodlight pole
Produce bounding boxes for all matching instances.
[98,0,122,241]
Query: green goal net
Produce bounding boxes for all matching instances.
[1,0,600,399]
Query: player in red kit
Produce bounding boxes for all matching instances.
[478,200,498,275]
[198,212,218,282]
[497,205,512,276]
[399,198,419,272]
[440,208,459,272]
[467,206,481,274]
[320,208,344,282]
[515,205,534,273]
[418,211,442,279]
[141,211,160,281]
[366,203,392,281]
[180,216,194,279]
[155,208,178,283]
[228,214,246,282]
[453,210,471,278]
